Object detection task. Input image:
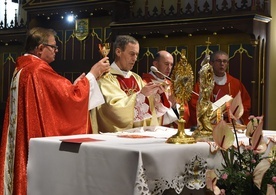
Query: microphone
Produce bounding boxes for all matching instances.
[150,66,199,96]
[150,66,171,81]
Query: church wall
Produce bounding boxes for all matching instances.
[0,0,274,131]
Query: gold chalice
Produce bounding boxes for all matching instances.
[99,43,111,77]
[99,43,111,61]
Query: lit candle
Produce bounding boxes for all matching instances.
[217,107,221,123]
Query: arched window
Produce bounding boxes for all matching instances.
[0,0,26,28]
[0,0,19,27]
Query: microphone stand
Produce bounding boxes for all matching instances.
[150,66,199,97]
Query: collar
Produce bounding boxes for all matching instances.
[110,62,133,78]
[214,73,227,85]
[24,53,40,59]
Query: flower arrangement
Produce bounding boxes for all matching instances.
[206,92,276,195]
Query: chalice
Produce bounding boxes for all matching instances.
[99,43,111,77]
[99,43,111,61]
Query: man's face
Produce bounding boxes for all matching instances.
[116,42,139,71]
[154,53,173,77]
[210,54,229,77]
[40,35,58,64]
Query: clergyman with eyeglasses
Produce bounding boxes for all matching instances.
[0,27,110,195]
[188,50,251,128]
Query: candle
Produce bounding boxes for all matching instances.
[217,107,221,123]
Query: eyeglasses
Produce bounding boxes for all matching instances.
[43,43,58,50]
[214,59,228,64]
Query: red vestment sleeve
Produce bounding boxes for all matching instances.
[0,55,91,195]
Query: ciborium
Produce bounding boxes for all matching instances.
[166,49,196,144]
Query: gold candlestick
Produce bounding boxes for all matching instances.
[166,49,196,144]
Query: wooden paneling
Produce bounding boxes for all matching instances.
[0,0,272,128]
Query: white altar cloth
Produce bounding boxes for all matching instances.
[27,126,276,195]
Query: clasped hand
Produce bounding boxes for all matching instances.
[141,82,165,97]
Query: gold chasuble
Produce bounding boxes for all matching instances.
[92,63,170,133]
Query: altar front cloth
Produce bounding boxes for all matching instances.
[27,126,276,195]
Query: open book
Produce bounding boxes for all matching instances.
[211,94,233,121]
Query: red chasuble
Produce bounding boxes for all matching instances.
[0,55,91,195]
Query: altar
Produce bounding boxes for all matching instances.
[27,126,276,195]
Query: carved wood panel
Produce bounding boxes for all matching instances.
[134,33,261,117]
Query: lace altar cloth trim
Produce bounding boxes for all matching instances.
[135,155,207,194]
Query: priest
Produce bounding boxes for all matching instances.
[0,27,110,195]
[91,35,170,133]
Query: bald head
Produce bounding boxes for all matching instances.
[153,50,174,78]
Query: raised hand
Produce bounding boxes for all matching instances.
[90,57,110,79]
[140,82,163,97]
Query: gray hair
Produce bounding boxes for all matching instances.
[114,35,138,51]
[25,27,56,53]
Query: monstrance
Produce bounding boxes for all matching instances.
[166,49,196,144]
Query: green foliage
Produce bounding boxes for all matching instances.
[216,147,263,195]
[215,145,276,195]
[261,159,276,193]
[207,116,276,195]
